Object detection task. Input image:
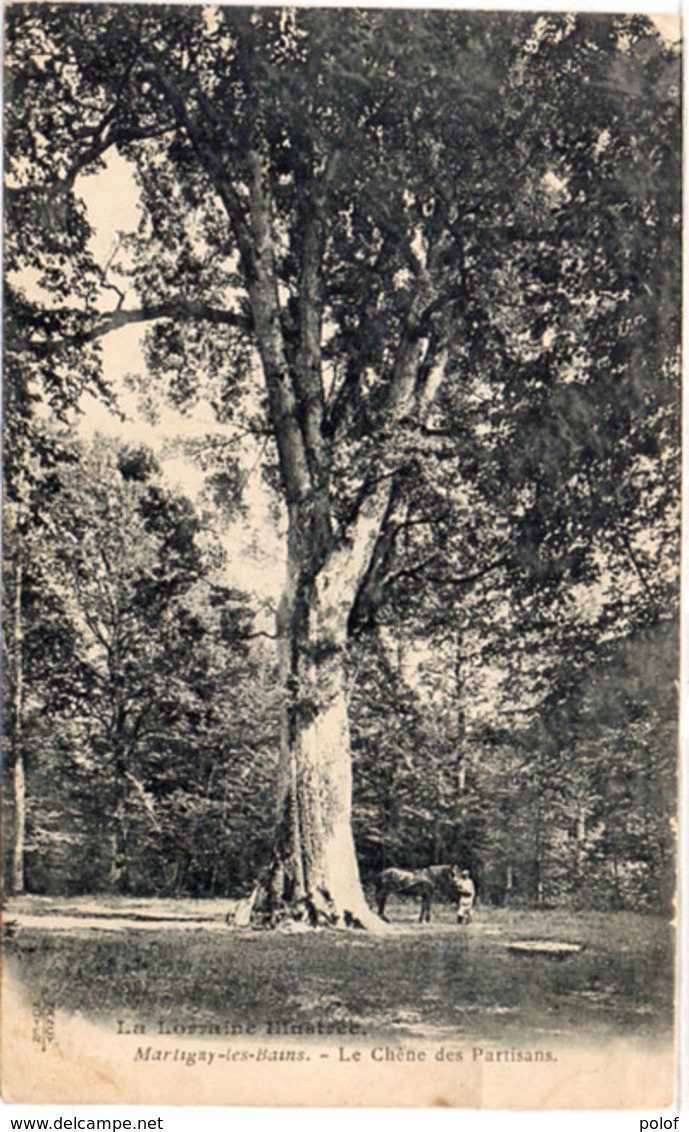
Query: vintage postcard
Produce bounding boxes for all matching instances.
[2,3,681,1108]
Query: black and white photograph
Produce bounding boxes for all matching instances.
[2,3,682,1109]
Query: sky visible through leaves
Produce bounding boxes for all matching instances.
[17,3,681,723]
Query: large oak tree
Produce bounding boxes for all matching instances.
[4,7,680,926]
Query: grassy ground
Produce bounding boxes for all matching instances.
[4,897,673,1046]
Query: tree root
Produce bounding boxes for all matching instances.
[227,867,386,933]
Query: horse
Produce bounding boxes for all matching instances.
[375,865,461,923]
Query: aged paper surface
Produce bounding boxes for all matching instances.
[1,961,677,1108]
[2,2,681,1110]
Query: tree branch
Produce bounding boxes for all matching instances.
[142,50,314,508]
[140,53,256,272]
[124,770,162,833]
[12,300,249,354]
[324,234,397,437]
[389,551,511,591]
[292,203,327,482]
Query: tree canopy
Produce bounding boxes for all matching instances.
[6,7,679,636]
[4,6,680,924]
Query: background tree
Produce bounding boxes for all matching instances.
[2,427,84,894]
[3,435,279,896]
[349,636,456,877]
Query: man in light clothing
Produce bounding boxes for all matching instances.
[456,869,476,925]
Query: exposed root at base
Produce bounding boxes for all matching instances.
[227,873,386,933]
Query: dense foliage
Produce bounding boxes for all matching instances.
[3,437,280,895]
[3,8,679,914]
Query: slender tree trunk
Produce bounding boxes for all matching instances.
[11,561,26,896]
[12,753,27,896]
[611,852,621,906]
[575,805,587,868]
[505,862,514,903]
[109,774,131,894]
[109,822,130,893]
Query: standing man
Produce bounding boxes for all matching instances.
[456,869,476,925]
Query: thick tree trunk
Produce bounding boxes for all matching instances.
[233,153,400,930]
[249,549,382,931]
